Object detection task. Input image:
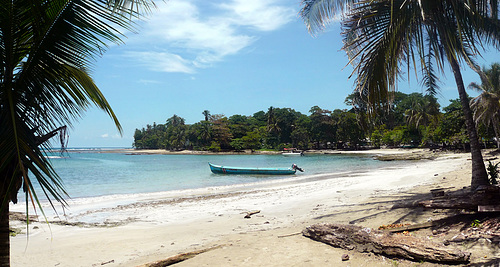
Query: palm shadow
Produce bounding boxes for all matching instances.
[309,185,500,265]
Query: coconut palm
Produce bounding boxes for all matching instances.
[469,63,500,148]
[266,106,281,147]
[167,114,185,127]
[198,121,212,146]
[300,0,500,189]
[202,110,211,121]
[266,106,281,134]
[404,94,441,129]
[0,0,153,265]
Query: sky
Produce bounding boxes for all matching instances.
[67,0,500,148]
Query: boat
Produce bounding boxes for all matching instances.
[282,148,304,156]
[208,162,304,175]
[282,151,303,156]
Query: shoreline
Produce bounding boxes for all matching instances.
[96,147,429,156]
[10,150,483,266]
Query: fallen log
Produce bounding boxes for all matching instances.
[418,198,477,210]
[302,223,470,264]
[478,205,500,212]
[418,185,500,210]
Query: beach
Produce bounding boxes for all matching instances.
[9,149,492,266]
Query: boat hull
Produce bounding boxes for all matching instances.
[208,163,297,175]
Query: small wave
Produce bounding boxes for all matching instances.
[45,156,65,159]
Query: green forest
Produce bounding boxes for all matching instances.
[133,91,498,152]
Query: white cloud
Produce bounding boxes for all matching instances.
[100,133,123,139]
[123,0,295,73]
[125,51,195,73]
[218,0,295,31]
[138,79,162,85]
[144,1,255,66]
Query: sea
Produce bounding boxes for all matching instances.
[36,148,406,201]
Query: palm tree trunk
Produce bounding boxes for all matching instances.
[493,116,500,149]
[0,197,9,267]
[450,58,489,190]
[0,162,22,267]
[0,169,11,267]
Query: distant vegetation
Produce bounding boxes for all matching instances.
[133,92,497,152]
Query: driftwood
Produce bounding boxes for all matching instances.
[302,223,470,264]
[277,232,302,238]
[419,198,478,210]
[478,205,500,212]
[139,245,222,267]
[419,185,500,210]
[243,210,260,218]
[98,260,114,266]
[380,221,433,233]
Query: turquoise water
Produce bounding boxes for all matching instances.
[39,151,402,199]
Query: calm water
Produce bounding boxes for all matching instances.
[39,151,403,199]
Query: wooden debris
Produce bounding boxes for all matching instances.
[100,260,114,266]
[244,210,260,218]
[380,222,433,233]
[419,185,500,210]
[419,198,477,210]
[430,189,445,197]
[277,232,301,238]
[92,260,114,266]
[378,223,411,230]
[139,245,223,267]
[391,200,421,209]
[463,217,500,235]
[478,205,500,212]
[302,223,470,264]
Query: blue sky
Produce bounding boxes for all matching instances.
[67,0,500,148]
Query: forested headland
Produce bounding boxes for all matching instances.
[133,92,497,152]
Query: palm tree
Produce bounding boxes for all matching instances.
[266,106,281,134]
[404,94,441,129]
[266,106,281,147]
[300,0,500,190]
[167,114,185,127]
[202,110,211,121]
[198,121,212,147]
[469,63,500,148]
[0,0,153,265]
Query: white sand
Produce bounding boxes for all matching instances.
[10,151,469,267]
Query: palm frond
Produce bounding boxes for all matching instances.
[300,0,356,35]
[342,1,421,112]
[420,45,441,96]
[468,81,484,92]
[0,0,154,216]
[469,62,500,129]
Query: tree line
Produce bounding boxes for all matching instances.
[133,90,499,152]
